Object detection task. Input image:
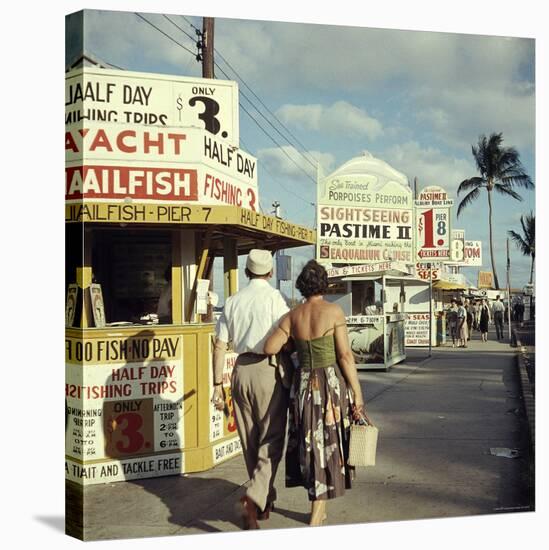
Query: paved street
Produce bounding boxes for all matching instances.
[75,327,534,540]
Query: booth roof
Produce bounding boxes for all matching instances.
[433,280,467,290]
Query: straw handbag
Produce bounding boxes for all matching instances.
[348,419,378,467]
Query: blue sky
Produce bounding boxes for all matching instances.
[67,8,535,292]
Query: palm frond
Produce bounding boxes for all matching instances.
[494,184,523,201]
[457,187,481,217]
[457,177,484,195]
[500,172,534,189]
[508,229,530,256]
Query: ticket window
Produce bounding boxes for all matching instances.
[91,229,172,325]
[351,281,382,315]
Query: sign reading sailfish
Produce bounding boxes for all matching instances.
[316,152,414,263]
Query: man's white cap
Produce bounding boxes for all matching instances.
[246,249,273,275]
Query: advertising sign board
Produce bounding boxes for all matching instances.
[414,186,453,260]
[65,68,240,145]
[317,155,413,264]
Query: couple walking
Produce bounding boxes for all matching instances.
[212,250,369,529]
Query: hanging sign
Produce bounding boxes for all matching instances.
[450,229,465,263]
[65,68,240,145]
[316,155,413,264]
[463,240,482,266]
[414,186,453,260]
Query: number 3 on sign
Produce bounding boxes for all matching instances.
[189,96,228,139]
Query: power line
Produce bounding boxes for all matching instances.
[162,14,197,43]
[240,137,316,214]
[214,63,317,185]
[214,49,318,168]
[181,15,200,32]
[134,13,198,59]
[137,14,317,184]
[174,14,317,170]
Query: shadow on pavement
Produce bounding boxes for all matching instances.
[131,474,245,532]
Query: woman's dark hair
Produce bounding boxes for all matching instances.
[296,260,328,298]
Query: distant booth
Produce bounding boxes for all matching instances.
[65,66,315,486]
[325,262,429,370]
[316,153,422,370]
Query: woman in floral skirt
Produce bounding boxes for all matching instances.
[265,260,371,526]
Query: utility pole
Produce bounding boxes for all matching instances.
[506,238,512,340]
[272,202,281,290]
[428,262,432,358]
[202,17,214,78]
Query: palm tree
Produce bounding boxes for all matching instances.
[508,212,535,284]
[457,133,533,289]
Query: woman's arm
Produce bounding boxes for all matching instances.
[332,306,364,408]
[264,313,291,355]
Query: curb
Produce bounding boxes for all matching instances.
[513,329,535,450]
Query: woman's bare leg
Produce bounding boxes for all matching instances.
[310,500,327,526]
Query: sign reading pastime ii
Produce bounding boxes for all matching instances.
[316,153,413,264]
[414,186,453,261]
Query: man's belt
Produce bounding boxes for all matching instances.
[238,352,268,360]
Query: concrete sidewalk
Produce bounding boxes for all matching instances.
[76,328,534,540]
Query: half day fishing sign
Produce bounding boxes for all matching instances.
[65,67,240,145]
[414,186,453,260]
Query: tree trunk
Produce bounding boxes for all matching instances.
[487,188,500,289]
[529,253,535,285]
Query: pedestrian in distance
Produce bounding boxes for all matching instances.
[457,299,468,347]
[446,299,459,348]
[472,300,480,331]
[465,299,474,342]
[212,249,291,530]
[264,260,370,527]
[492,295,505,340]
[479,298,491,342]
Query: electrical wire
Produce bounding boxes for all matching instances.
[162,14,198,43]
[175,14,317,170]
[214,63,317,185]
[134,13,198,59]
[214,49,318,168]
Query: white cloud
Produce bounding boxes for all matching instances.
[257,145,335,179]
[276,101,383,140]
[414,86,535,151]
[382,140,475,194]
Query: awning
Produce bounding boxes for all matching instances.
[433,280,467,290]
[65,203,316,253]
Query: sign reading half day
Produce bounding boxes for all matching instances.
[65,333,185,485]
[65,68,240,145]
[414,186,453,260]
[317,153,413,264]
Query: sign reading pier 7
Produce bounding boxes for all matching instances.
[65,67,240,145]
[414,186,453,261]
[316,153,413,264]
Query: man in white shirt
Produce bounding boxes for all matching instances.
[212,249,290,529]
[492,295,505,340]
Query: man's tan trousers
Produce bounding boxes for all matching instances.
[231,355,289,511]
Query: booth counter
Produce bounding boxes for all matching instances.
[65,204,315,486]
[326,263,424,370]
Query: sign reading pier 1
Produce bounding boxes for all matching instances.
[316,153,413,264]
[414,186,453,261]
